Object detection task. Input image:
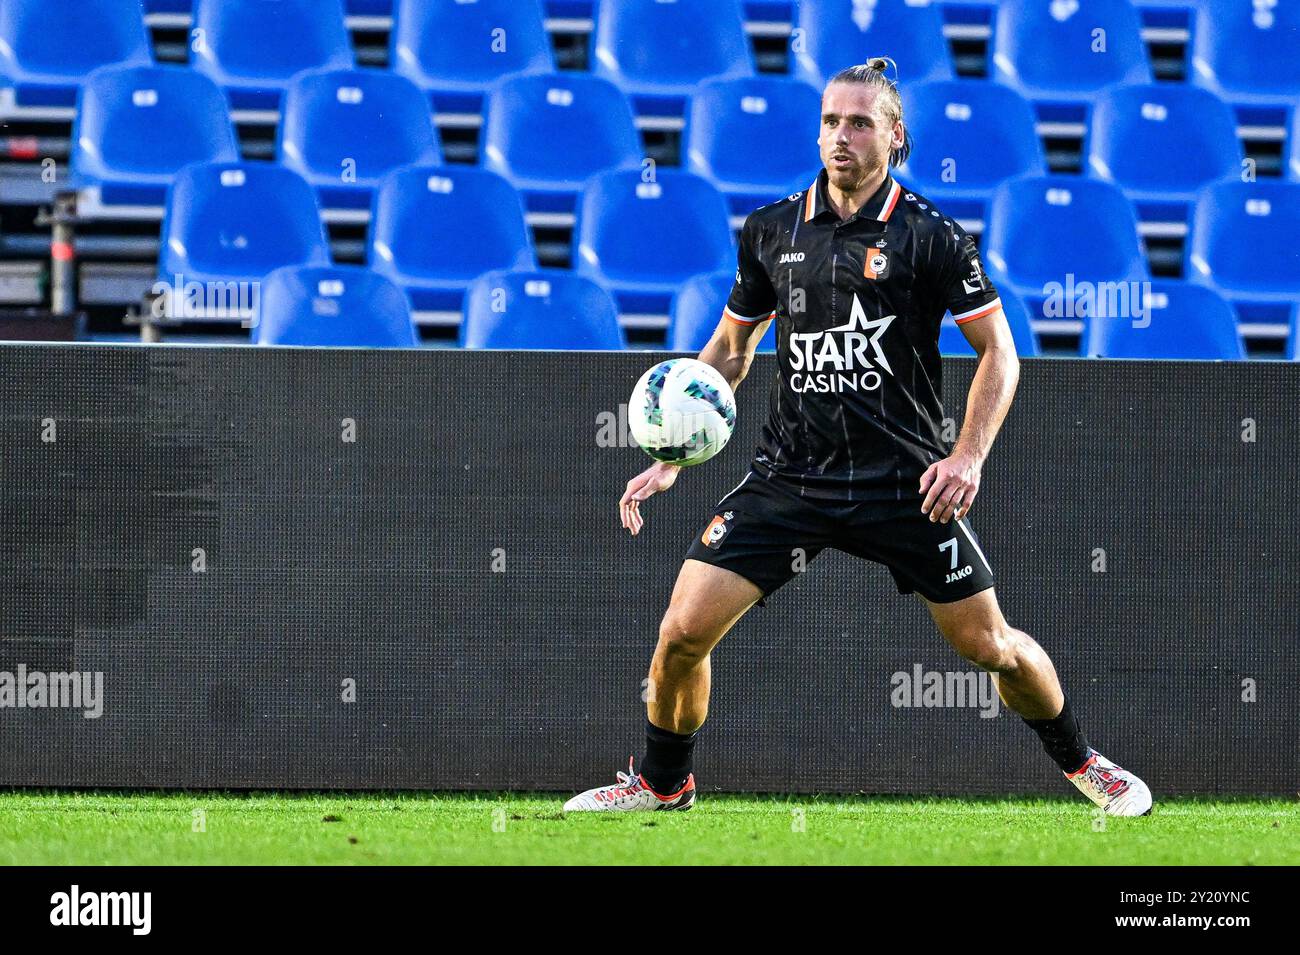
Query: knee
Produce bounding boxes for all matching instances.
[951,623,1024,673]
[656,610,712,666]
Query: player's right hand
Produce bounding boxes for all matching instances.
[619,461,680,536]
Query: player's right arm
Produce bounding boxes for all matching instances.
[620,216,778,536]
[695,308,773,393]
[699,213,778,391]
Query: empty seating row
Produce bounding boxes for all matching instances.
[260,261,1287,362]
[254,266,632,350]
[940,281,1255,360]
[986,176,1300,315]
[72,64,822,219]
[253,265,765,352]
[4,0,1297,115]
[899,79,1261,223]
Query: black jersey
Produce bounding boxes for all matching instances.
[724,169,1002,503]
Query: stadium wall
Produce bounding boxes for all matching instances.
[0,344,1295,795]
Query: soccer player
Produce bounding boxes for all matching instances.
[565,59,1152,816]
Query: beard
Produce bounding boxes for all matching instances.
[824,151,886,192]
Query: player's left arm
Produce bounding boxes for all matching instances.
[919,228,1021,525]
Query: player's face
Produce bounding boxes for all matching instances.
[818,83,902,192]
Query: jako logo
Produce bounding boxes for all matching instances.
[787,293,894,394]
[50,885,151,936]
[778,251,805,264]
[890,665,1000,718]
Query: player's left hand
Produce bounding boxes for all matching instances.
[919,451,982,524]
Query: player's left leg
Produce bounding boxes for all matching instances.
[924,588,1153,816]
[921,588,1062,719]
[836,508,1152,816]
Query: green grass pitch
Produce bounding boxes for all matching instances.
[1,791,1296,865]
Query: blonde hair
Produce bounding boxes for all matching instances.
[826,56,912,167]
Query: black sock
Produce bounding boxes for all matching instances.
[1022,696,1091,774]
[639,720,697,795]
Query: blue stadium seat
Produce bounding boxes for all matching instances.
[462,270,625,350]
[1187,180,1300,307]
[159,162,330,293]
[937,319,973,357]
[938,286,1039,357]
[792,0,953,88]
[1191,1,1300,108]
[992,0,1150,109]
[279,69,441,211]
[390,0,553,114]
[1088,84,1242,213]
[1083,281,1244,360]
[191,0,353,110]
[897,80,1045,217]
[72,65,239,209]
[1289,306,1300,361]
[369,165,536,313]
[592,0,753,114]
[983,176,1148,308]
[684,76,822,215]
[0,0,151,108]
[254,265,418,347]
[482,73,640,214]
[1291,109,1300,182]
[576,169,735,314]
[668,271,777,353]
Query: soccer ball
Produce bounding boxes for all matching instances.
[628,358,737,467]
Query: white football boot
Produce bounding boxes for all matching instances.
[1066,749,1153,816]
[563,758,696,812]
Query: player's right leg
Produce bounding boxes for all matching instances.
[564,472,831,812]
[563,559,762,812]
[646,557,763,734]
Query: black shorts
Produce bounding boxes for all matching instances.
[683,470,996,605]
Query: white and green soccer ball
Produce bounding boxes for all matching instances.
[628,358,737,467]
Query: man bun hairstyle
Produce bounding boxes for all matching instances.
[826,56,913,168]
